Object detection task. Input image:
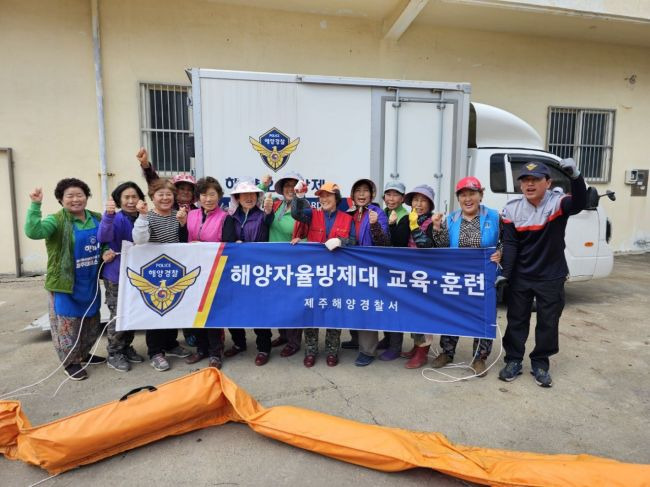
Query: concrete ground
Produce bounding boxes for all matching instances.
[1,254,649,486]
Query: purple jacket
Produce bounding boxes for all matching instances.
[356,203,390,246]
[97,211,137,283]
[231,206,269,243]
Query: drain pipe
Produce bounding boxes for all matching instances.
[1,147,21,277]
[388,88,401,179]
[91,0,108,204]
[433,90,446,213]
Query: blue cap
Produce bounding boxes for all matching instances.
[518,162,551,180]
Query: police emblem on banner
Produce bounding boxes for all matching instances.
[249,127,300,172]
[127,254,201,316]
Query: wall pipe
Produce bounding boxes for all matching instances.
[1,148,22,277]
[91,0,108,204]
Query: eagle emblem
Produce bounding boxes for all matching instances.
[249,127,300,172]
[525,163,538,171]
[127,254,201,316]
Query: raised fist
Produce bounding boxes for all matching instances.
[431,213,443,232]
[294,180,307,196]
[388,210,397,225]
[176,206,188,226]
[29,187,43,203]
[136,199,148,215]
[260,174,272,189]
[560,157,580,180]
[263,193,273,214]
[105,198,116,215]
[368,209,378,225]
[136,147,149,168]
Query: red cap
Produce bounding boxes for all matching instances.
[455,176,483,194]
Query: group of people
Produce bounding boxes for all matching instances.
[25,148,586,388]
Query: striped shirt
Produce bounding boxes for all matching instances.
[147,210,180,243]
[132,210,183,244]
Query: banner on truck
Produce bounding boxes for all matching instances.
[117,242,497,338]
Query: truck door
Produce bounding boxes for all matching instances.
[381,92,456,213]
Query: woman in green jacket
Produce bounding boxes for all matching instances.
[25,178,110,381]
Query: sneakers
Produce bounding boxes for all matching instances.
[81,354,106,365]
[470,358,488,378]
[107,353,131,372]
[150,353,170,371]
[531,368,553,388]
[64,363,88,381]
[431,353,453,368]
[124,346,144,363]
[354,353,375,367]
[165,345,191,358]
[498,361,523,382]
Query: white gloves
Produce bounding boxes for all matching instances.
[325,238,342,251]
[560,158,580,180]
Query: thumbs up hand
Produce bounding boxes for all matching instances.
[136,199,148,215]
[408,209,419,231]
[263,193,273,214]
[431,213,443,232]
[368,209,378,225]
[105,198,116,215]
[176,206,188,226]
[388,210,397,225]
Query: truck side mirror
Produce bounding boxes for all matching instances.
[585,186,599,210]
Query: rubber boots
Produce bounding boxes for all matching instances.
[405,345,430,369]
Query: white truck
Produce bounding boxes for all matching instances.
[188,68,614,282]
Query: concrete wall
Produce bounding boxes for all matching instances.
[1,0,649,273]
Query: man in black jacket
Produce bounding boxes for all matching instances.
[499,159,586,387]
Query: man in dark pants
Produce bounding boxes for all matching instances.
[499,159,586,387]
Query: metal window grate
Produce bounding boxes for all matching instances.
[140,83,193,175]
[546,107,614,183]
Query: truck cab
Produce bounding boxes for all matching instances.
[469,103,614,281]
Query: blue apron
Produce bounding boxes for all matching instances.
[54,217,101,317]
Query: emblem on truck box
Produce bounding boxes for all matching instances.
[249,127,300,172]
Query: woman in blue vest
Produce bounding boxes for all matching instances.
[430,176,502,377]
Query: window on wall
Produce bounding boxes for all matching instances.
[546,107,614,183]
[140,83,193,175]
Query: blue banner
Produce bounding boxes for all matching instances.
[201,243,497,339]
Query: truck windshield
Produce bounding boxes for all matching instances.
[490,153,571,195]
